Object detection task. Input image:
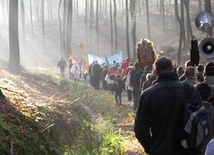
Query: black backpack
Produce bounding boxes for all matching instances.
[177,82,209,153]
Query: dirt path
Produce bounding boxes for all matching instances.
[73,76,145,154]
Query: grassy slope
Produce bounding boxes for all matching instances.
[0,69,88,154]
[0,67,144,155]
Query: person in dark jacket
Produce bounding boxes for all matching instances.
[134,57,201,155]
[57,57,67,78]
[113,75,124,105]
[91,61,101,89]
[100,65,109,90]
[196,64,204,82]
[195,82,214,154]
[179,60,192,81]
[130,62,143,110]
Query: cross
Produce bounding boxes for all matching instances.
[78,42,85,51]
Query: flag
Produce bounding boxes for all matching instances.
[69,55,77,64]
[81,53,89,74]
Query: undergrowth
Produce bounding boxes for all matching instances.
[40,74,127,155]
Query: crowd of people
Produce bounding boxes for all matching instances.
[134,57,214,155]
[58,56,214,155]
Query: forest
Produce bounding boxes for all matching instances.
[0,0,214,154]
[0,0,213,74]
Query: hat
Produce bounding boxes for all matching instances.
[205,138,214,155]
[205,62,214,76]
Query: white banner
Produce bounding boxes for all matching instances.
[88,51,123,65]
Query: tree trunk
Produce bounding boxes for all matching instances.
[19,0,25,42]
[183,0,193,44]
[205,0,211,12]
[113,0,118,52]
[175,0,182,65]
[160,0,166,33]
[205,0,213,36]
[9,0,20,74]
[41,0,45,53]
[198,0,202,12]
[67,0,72,56]
[90,0,93,52]
[85,0,88,45]
[30,0,34,40]
[130,0,136,60]
[110,0,113,55]
[125,0,130,58]
[58,0,63,55]
[62,0,68,57]
[146,0,151,39]
[96,0,99,55]
[180,0,188,50]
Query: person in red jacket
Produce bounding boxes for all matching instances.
[121,57,130,77]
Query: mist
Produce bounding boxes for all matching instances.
[1,0,214,68]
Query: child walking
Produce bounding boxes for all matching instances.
[113,75,124,105]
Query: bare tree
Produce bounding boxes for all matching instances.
[58,0,63,55]
[110,0,114,55]
[175,0,188,64]
[198,0,202,12]
[62,0,68,57]
[30,0,34,40]
[96,0,99,55]
[125,0,130,58]
[85,0,88,45]
[130,0,136,60]
[9,0,20,74]
[67,0,73,55]
[160,0,166,33]
[47,0,53,21]
[146,0,151,39]
[41,0,45,52]
[205,0,211,12]
[180,0,188,50]
[19,0,25,41]
[183,0,193,43]
[205,0,212,36]
[113,0,118,52]
[90,0,94,52]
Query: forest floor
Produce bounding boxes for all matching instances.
[0,62,144,154]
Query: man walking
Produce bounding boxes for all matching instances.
[57,57,67,78]
[134,57,201,155]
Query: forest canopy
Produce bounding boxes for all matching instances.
[0,0,214,72]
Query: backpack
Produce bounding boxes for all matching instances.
[177,82,209,153]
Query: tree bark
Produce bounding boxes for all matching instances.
[9,0,20,74]
[58,0,63,55]
[19,0,25,41]
[85,0,88,45]
[30,0,34,40]
[96,0,99,55]
[125,0,130,58]
[113,0,118,52]
[146,0,151,39]
[130,0,136,60]
[175,0,182,65]
[90,0,94,52]
[67,0,72,56]
[110,0,113,55]
[204,0,213,36]
[41,0,45,53]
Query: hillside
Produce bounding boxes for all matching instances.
[0,63,144,154]
[0,68,83,154]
